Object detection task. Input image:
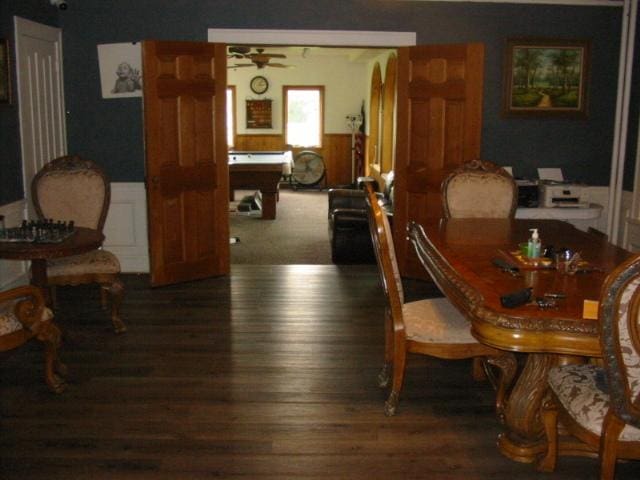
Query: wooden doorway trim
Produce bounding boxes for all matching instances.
[381,53,397,175]
[367,63,382,177]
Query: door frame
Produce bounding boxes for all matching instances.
[210,28,415,265]
[207,29,416,47]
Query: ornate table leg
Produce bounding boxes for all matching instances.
[497,353,586,463]
[497,353,557,463]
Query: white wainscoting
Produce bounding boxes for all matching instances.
[103,182,149,273]
[0,183,148,288]
[623,190,640,252]
[0,184,633,287]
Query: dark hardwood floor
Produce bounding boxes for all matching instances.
[2,266,639,479]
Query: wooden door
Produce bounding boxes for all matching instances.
[393,44,485,278]
[143,41,229,287]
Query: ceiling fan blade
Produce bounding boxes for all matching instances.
[267,63,294,68]
[249,52,286,60]
[228,63,255,69]
[229,46,251,55]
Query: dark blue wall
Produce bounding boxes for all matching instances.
[0,0,58,205]
[1,0,638,205]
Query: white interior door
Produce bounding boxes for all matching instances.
[14,16,67,217]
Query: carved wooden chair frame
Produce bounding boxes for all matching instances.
[0,285,66,392]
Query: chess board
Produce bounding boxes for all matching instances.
[0,220,76,244]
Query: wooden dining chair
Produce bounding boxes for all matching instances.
[0,285,66,392]
[538,254,640,479]
[31,155,126,333]
[442,159,517,219]
[365,184,513,416]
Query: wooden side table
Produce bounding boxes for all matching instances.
[0,227,104,304]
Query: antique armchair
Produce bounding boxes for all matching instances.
[31,155,126,333]
[442,159,517,219]
[538,254,640,479]
[0,285,65,392]
[365,184,512,416]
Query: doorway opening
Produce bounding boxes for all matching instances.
[224,42,403,265]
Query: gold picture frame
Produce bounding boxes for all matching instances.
[503,38,590,118]
[0,39,11,104]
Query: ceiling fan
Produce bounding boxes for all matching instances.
[227,46,292,69]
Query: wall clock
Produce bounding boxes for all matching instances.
[250,76,269,95]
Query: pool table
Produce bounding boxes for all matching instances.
[228,151,293,220]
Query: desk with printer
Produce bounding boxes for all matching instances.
[511,168,603,231]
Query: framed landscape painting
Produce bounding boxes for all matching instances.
[503,38,590,118]
[0,39,11,104]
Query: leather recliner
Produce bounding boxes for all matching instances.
[328,174,393,264]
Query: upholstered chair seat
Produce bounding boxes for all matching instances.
[403,298,479,344]
[0,301,26,336]
[0,286,66,392]
[47,249,121,277]
[548,364,640,442]
[538,257,640,479]
[32,155,126,333]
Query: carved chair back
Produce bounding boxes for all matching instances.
[31,155,110,231]
[442,159,517,219]
[600,254,640,429]
[365,183,405,322]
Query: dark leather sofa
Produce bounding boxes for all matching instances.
[328,174,394,264]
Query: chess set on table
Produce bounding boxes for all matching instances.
[0,219,76,244]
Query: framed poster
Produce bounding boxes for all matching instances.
[246,99,272,128]
[97,42,142,99]
[0,39,11,104]
[503,38,590,118]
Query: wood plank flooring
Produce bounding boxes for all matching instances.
[2,265,639,479]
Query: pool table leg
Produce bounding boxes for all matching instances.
[261,192,277,219]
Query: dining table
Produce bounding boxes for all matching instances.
[413,217,633,464]
[0,226,104,305]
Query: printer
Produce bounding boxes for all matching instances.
[538,180,590,208]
